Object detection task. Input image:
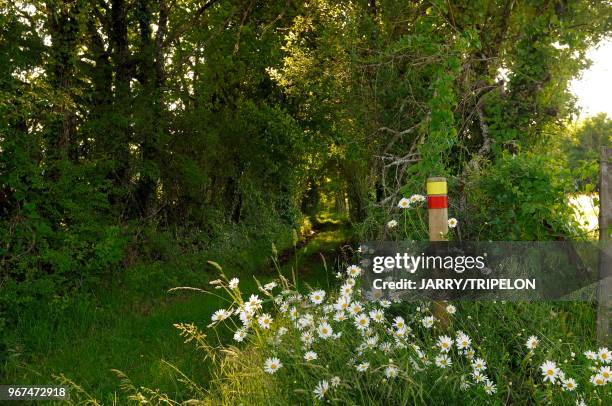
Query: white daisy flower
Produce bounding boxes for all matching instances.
[356,362,370,372]
[334,312,347,322]
[437,335,453,353]
[263,281,277,291]
[277,327,288,337]
[289,306,298,320]
[472,370,486,383]
[228,278,239,289]
[379,299,392,308]
[421,316,435,328]
[233,328,247,342]
[472,358,487,372]
[409,194,425,204]
[211,309,230,322]
[239,309,254,327]
[540,360,559,383]
[393,316,405,329]
[448,218,458,228]
[394,326,408,338]
[385,365,399,378]
[526,335,539,350]
[345,278,356,287]
[331,376,341,387]
[397,198,410,209]
[598,347,611,363]
[484,379,497,395]
[435,354,452,368]
[339,284,353,298]
[600,365,611,382]
[247,294,262,311]
[264,357,282,374]
[301,331,314,345]
[313,380,329,400]
[335,296,350,312]
[563,377,578,391]
[354,313,370,330]
[387,219,398,229]
[318,322,333,339]
[584,350,597,360]
[349,301,363,316]
[309,290,326,305]
[257,313,273,329]
[365,336,379,348]
[446,304,456,314]
[347,265,362,278]
[304,351,318,361]
[369,309,385,323]
[456,333,471,350]
[590,373,606,386]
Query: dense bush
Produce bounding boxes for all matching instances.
[463,152,586,241]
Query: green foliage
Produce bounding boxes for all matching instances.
[0,1,323,329]
[563,113,612,190]
[464,152,586,240]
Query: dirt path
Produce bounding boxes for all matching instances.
[275,219,356,287]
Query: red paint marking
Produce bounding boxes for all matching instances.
[427,195,448,209]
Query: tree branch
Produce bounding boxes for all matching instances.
[163,0,221,48]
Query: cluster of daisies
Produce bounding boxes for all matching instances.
[397,194,426,209]
[523,334,611,403]
[207,264,500,402]
[388,194,457,229]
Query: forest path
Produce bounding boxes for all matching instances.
[6,217,354,403]
[276,217,356,290]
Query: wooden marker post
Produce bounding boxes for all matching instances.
[427,177,449,328]
[427,177,449,241]
[598,147,611,345]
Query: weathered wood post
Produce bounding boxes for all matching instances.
[427,177,449,240]
[597,147,611,345]
[427,177,450,327]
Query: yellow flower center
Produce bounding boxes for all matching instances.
[547,370,554,375]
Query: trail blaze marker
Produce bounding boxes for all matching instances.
[427,176,449,327]
[427,177,449,242]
